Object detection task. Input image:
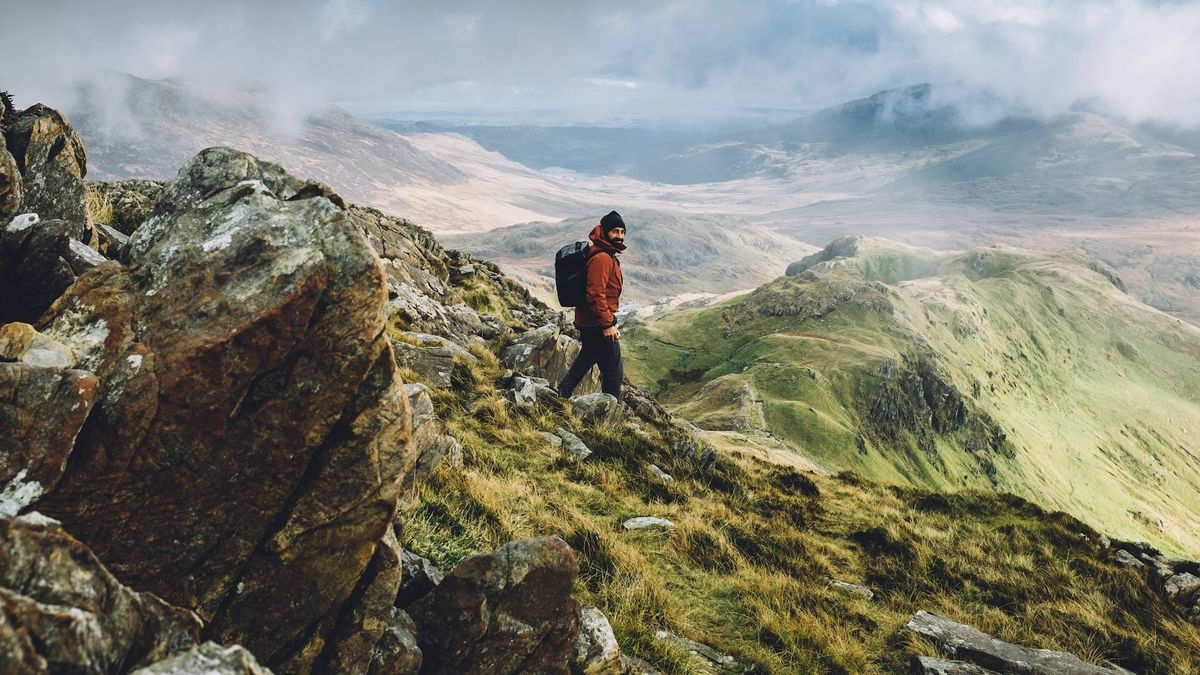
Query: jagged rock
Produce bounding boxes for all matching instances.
[557,428,593,461]
[913,656,1001,674]
[315,528,405,675]
[29,147,412,673]
[0,512,201,674]
[130,643,272,675]
[401,383,463,505]
[1164,573,1200,603]
[653,630,746,673]
[392,333,467,388]
[390,283,492,347]
[0,361,97,493]
[903,610,1123,674]
[411,535,582,675]
[0,133,22,221]
[367,608,422,675]
[2,104,88,229]
[647,464,674,482]
[507,373,559,406]
[571,392,626,425]
[1113,549,1145,569]
[0,215,91,324]
[623,517,675,531]
[574,607,622,675]
[828,580,875,600]
[501,323,600,394]
[0,322,74,367]
[85,179,166,235]
[96,223,130,260]
[396,549,444,608]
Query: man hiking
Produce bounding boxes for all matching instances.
[558,210,626,398]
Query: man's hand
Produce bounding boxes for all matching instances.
[602,325,620,342]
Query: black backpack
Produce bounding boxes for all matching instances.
[555,241,591,307]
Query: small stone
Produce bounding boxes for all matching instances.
[0,322,75,368]
[570,393,625,425]
[539,431,564,448]
[828,579,874,600]
[647,464,673,482]
[620,654,663,675]
[1165,573,1200,602]
[397,549,444,608]
[65,237,107,270]
[623,517,675,531]
[557,428,592,461]
[1113,549,1145,569]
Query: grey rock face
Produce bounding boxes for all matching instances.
[130,643,272,675]
[574,607,623,675]
[1164,572,1200,603]
[0,513,202,674]
[0,322,74,368]
[397,549,444,608]
[507,373,559,406]
[903,610,1124,674]
[3,104,88,228]
[410,536,582,675]
[501,323,600,394]
[368,608,422,675]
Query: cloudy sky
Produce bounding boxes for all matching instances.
[5,0,1200,126]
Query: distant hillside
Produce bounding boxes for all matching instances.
[447,209,818,305]
[624,236,1200,556]
[67,73,596,233]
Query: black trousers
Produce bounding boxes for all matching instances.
[558,327,623,397]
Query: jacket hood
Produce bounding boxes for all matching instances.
[588,224,626,254]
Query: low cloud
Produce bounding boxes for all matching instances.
[2,0,1198,127]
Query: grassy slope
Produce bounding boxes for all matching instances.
[401,347,1200,674]
[622,240,1200,556]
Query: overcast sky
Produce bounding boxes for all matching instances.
[5,0,1200,127]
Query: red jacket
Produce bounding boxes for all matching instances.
[574,224,623,328]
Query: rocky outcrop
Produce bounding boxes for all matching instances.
[0,512,201,674]
[574,607,622,675]
[2,104,88,229]
[500,323,599,394]
[21,147,412,673]
[400,383,462,508]
[129,643,272,675]
[410,536,582,675]
[570,393,626,425]
[903,610,1126,674]
[1,214,102,324]
[1106,539,1200,625]
[0,132,22,221]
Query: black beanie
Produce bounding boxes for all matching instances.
[601,210,625,233]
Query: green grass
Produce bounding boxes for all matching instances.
[402,340,1200,673]
[623,244,1200,556]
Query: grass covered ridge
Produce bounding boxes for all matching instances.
[623,240,1200,556]
[401,344,1200,674]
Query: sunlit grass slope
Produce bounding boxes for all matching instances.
[402,348,1200,674]
[623,237,1200,556]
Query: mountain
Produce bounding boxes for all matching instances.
[624,236,1200,556]
[446,209,818,305]
[68,73,596,233]
[4,93,1200,674]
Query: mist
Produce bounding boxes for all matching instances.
[4,0,1200,129]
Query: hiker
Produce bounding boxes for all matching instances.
[558,210,626,398]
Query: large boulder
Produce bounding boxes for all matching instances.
[2,104,88,230]
[0,214,98,324]
[26,147,412,673]
[0,512,202,674]
[410,536,582,675]
[501,323,600,394]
